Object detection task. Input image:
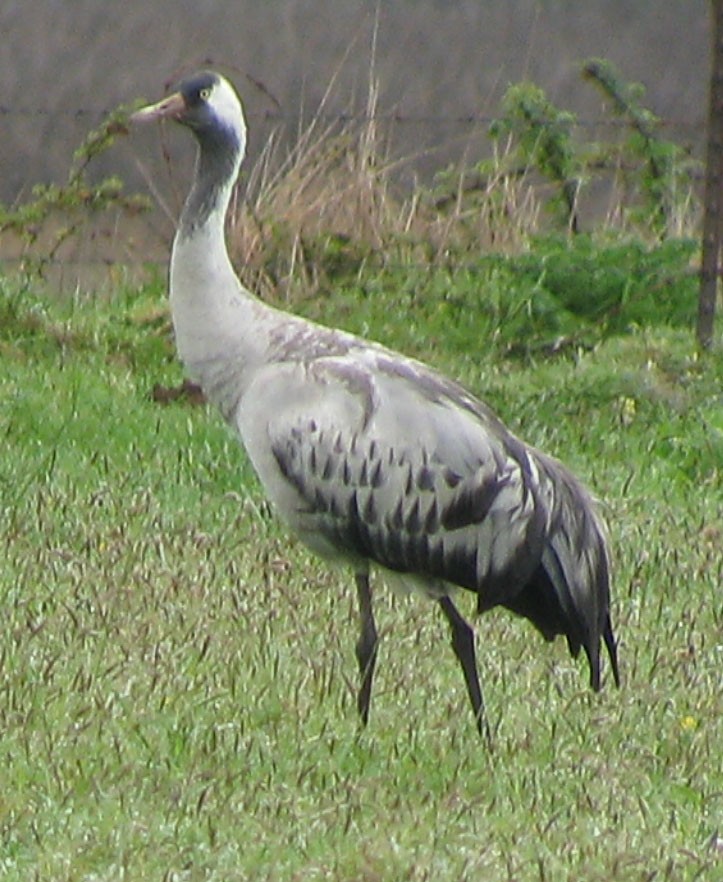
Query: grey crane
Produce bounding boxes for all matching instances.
[131,70,620,739]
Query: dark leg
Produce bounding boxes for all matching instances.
[354,570,379,726]
[438,595,491,744]
[603,614,621,688]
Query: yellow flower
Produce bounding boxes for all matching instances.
[620,396,637,427]
[680,715,697,731]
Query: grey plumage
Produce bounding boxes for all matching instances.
[132,70,620,739]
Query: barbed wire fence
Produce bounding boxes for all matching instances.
[0,103,708,289]
[0,103,707,131]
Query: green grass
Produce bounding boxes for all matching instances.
[1,258,722,881]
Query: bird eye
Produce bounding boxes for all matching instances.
[199,87,212,101]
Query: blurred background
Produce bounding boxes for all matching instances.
[0,0,710,282]
[1,1,708,193]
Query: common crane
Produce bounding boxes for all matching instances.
[131,70,620,740]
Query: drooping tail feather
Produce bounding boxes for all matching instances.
[501,459,620,691]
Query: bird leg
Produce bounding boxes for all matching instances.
[354,570,379,726]
[438,596,492,744]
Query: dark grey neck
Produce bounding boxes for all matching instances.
[179,124,241,236]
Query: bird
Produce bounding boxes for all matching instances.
[131,70,620,740]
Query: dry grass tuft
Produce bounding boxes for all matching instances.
[228,72,409,301]
[227,70,540,303]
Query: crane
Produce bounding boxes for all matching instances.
[131,70,620,740]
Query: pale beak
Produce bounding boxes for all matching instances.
[130,91,186,124]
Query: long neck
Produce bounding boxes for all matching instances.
[170,122,270,420]
[179,124,241,237]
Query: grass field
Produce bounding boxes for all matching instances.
[1,250,722,880]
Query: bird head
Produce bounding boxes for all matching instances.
[131,70,246,156]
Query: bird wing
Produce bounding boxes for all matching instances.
[246,347,550,603]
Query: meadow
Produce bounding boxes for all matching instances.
[1,63,723,879]
[1,236,721,880]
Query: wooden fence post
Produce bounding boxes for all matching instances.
[698,0,723,349]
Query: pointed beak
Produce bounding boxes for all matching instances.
[130,91,186,125]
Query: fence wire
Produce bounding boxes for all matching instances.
[0,104,706,133]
